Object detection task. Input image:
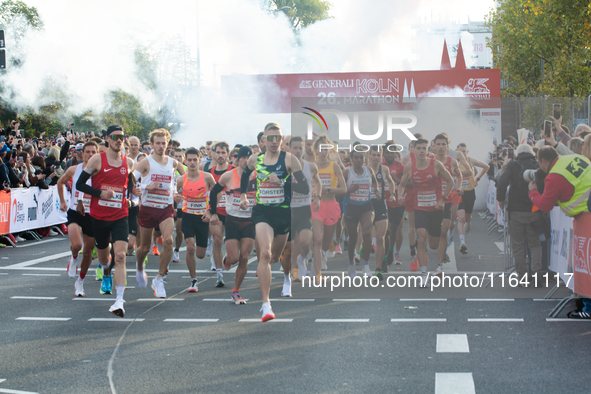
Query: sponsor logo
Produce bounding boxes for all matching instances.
[120,167,127,175]
[464,78,490,99]
[104,168,113,172]
[299,80,312,88]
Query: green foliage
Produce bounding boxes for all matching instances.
[270,0,332,32]
[0,0,42,29]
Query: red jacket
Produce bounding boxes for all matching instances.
[528,159,574,212]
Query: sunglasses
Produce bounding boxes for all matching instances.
[110,134,125,141]
[232,154,238,158]
[266,135,282,142]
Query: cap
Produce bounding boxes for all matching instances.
[106,125,123,136]
[0,143,9,153]
[75,143,85,151]
[236,146,252,160]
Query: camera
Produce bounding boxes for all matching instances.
[523,169,538,182]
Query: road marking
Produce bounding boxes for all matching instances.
[391,318,447,322]
[136,298,185,302]
[10,296,56,300]
[0,379,5,383]
[315,319,369,322]
[333,299,380,302]
[437,334,470,353]
[435,373,475,394]
[88,318,145,322]
[16,238,67,248]
[400,298,447,301]
[534,299,561,301]
[1,251,71,269]
[269,298,315,302]
[72,298,115,301]
[445,240,458,272]
[494,242,504,251]
[546,318,591,322]
[22,274,61,277]
[164,318,219,322]
[0,273,8,275]
[16,317,70,321]
[239,318,293,322]
[203,298,249,302]
[466,298,514,302]
[0,388,40,394]
[468,318,524,322]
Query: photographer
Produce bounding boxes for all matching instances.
[497,144,542,283]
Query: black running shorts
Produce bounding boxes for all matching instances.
[458,189,476,214]
[67,209,94,238]
[181,213,209,248]
[344,202,374,224]
[225,215,255,241]
[92,217,129,250]
[414,209,444,238]
[128,205,139,236]
[372,199,388,223]
[252,205,291,236]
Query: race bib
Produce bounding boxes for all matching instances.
[98,184,124,209]
[75,191,91,213]
[259,181,285,204]
[184,197,207,215]
[231,191,256,212]
[319,173,332,191]
[350,183,370,202]
[417,190,437,207]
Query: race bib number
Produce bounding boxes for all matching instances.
[417,190,437,207]
[98,184,124,209]
[219,193,227,208]
[461,177,472,189]
[231,191,255,212]
[75,191,91,213]
[259,181,284,204]
[319,173,332,191]
[350,183,370,202]
[184,197,207,215]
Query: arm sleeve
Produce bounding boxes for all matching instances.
[291,170,310,195]
[240,167,254,194]
[209,182,224,214]
[76,170,102,198]
[555,142,574,155]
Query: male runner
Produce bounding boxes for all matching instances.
[207,145,257,303]
[240,122,309,322]
[59,141,98,296]
[135,129,185,298]
[76,125,140,316]
[128,136,141,161]
[174,148,216,292]
[398,138,453,287]
[172,148,187,263]
[383,143,405,270]
[455,143,489,254]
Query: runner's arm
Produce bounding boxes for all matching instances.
[289,156,310,195]
[436,161,454,200]
[57,166,76,208]
[240,155,256,194]
[397,163,411,199]
[383,166,396,200]
[470,158,490,182]
[310,164,322,198]
[332,163,347,195]
[455,151,473,176]
[75,155,103,198]
[209,172,230,214]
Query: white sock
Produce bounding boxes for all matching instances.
[77,277,84,284]
[372,237,376,246]
[216,268,222,276]
[364,260,369,266]
[284,273,290,283]
[116,285,124,301]
[459,235,466,244]
[421,266,427,273]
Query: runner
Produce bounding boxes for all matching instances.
[311,136,346,277]
[173,148,216,293]
[398,138,453,287]
[207,145,257,303]
[58,141,98,297]
[367,145,396,280]
[172,148,187,263]
[127,136,140,161]
[207,141,233,287]
[75,125,140,317]
[446,146,472,246]
[383,142,405,270]
[343,144,379,278]
[433,134,463,275]
[135,129,185,298]
[455,143,489,254]
[239,122,309,322]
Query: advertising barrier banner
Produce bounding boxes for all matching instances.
[549,207,575,292]
[573,212,591,297]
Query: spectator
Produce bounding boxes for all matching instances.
[534,122,573,155]
[44,147,65,185]
[582,134,591,161]
[19,152,45,188]
[568,137,584,155]
[31,156,56,186]
[574,123,591,137]
[497,144,542,285]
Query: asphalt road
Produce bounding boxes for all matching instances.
[0,213,588,394]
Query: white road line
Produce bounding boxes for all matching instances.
[468,318,524,322]
[16,317,71,321]
[391,318,447,322]
[72,298,115,301]
[546,318,591,322]
[164,318,219,322]
[203,298,249,302]
[239,318,293,322]
[0,379,5,383]
[269,298,315,302]
[16,238,67,248]
[534,299,561,301]
[466,298,514,302]
[437,334,470,353]
[10,296,56,300]
[315,319,369,322]
[435,373,475,394]
[88,318,145,322]
[494,241,504,251]
[136,298,184,302]
[21,274,61,277]
[0,273,8,275]
[0,388,40,394]
[400,298,447,301]
[332,299,380,302]
[1,251,71,269]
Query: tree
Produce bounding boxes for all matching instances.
[0,0,43,67]
[270,0,332,32]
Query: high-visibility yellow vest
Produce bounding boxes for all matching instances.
[549,155,591,217]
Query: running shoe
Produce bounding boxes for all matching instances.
[459,243,468,254]
[394,259,403,270]
[326,250,336,259]
[0,243,5,248]
[335,244,342,255]
[444,253,450,263]
[260,302,275,322]
[281,277,292,297]
[222,254,230,271]
[136,270,148,288]
[296,254,308,280]
[96,263,103,281]
[100,273,112,294]
[74,280,85,297]
[410,257,419,271]
[126,249,136,257]
[172,250,180,262]
[291,268,299,282]
[321,250,328,271]
[152,244,160,256]
[232,292,246,305]
[374,269,384,281]
[152,277,167,298]
[188,278,198,293]
[109,299,125,318]
[215,274,225,288]
[354,251,361,264]
[348,265,357,279]
[395,252,402,265]
[434,264,443,277]
[67,255,79,278]
[144,255,148,265]
[362,265,373,277]
[157,237,163,245]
